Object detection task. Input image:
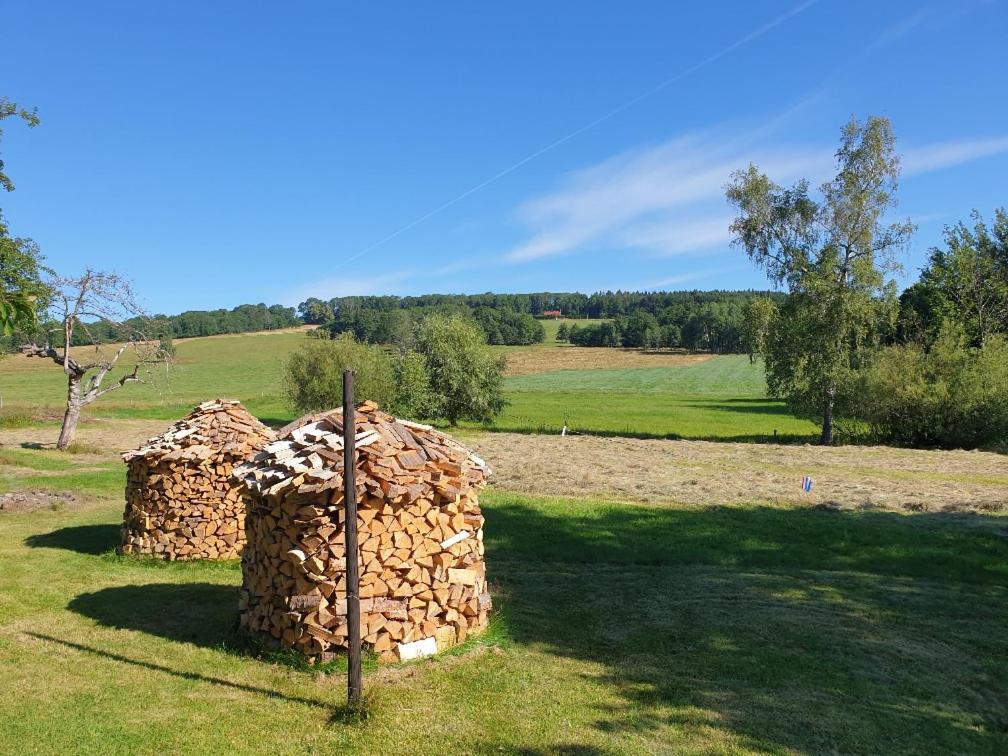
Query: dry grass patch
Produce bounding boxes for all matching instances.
[502,346,712,376]
[0,490,80,513]
[0,418,168,454]
[472,432,1008,513]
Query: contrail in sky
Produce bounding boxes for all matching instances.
[334,0,821,270]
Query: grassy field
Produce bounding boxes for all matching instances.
[491,356,817,439]
[537,317,610,343]
[0,331,306,424]
[0,329,817,441]
[1,446,1006,753]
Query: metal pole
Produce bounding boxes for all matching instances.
[343,369,362,704]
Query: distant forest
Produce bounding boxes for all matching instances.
[51,303,301,346]
[298,290,787,353]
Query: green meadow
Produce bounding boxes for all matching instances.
[2,451,1006,753]
[0,330,816,440]
[495,356,816,439]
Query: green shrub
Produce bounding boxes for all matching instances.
[284,316,506,425]
[282,333,396,413]
[413,313,505,426]
[390,350,431,419]
[157,337,176,359]
[856,330,1008,449]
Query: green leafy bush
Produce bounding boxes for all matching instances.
[391,350,431,419]
[282,333,396,413]
[284,315,506,426]
[157,337,176,359]
[856,330,1008,448]
[413,313,505,426]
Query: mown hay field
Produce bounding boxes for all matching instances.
[2,440,1007,754]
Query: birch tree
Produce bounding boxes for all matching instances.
[726,116,914,444]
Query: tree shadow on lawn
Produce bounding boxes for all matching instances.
[482,423,817,444]
[56,500,1008,752]
[683,398,801,417]
[25,523,120,555]
[26,632,333,713]
[483,498,1008,753]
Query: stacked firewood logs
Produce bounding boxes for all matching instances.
[120,399,275,560]
[233,401,491,662]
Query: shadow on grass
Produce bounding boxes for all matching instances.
[25,633,332,712]
[481,497,1008,753]
[56,498,1008,751]
[684,399,802,417]
[66,579,356,676]
[69,582,239,648]
[480,423,817,445]
[25,524,120,555]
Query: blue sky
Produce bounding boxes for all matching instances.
[2,1,1007,314]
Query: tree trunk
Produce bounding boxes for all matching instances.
[820,396,834,446]
[57,374,82,450]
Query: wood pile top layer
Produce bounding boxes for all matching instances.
[234,400,490,500]
[122,398,275,464]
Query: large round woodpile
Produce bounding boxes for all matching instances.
[120,399,275,560]
[233,400,491,662]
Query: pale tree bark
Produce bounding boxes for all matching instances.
[57,374,81,450]
[820,392,835,445]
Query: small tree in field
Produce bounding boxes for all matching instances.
[391,349,431,419]
[726,116,914,444]
[413,313,505,426]
[283,333,396,413]
[22,270,167,449]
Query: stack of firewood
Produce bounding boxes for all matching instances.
[233,400,491,662]
[120,399,275,560]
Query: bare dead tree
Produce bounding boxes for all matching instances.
[21,269,168,449]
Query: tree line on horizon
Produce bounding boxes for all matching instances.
[298,289,787,351]
[0,302,301,349]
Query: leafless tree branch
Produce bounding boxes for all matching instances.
[19,268,168,449]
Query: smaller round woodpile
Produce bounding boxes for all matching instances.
[233,400,491,662]
[120,399,275,560]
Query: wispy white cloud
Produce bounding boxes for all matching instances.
[617,215,736,257]
[327,1,820,271]
[505,125,1008,265]
[505,127,828,263]
[907,210,951,225]
[902,135,1008,175]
